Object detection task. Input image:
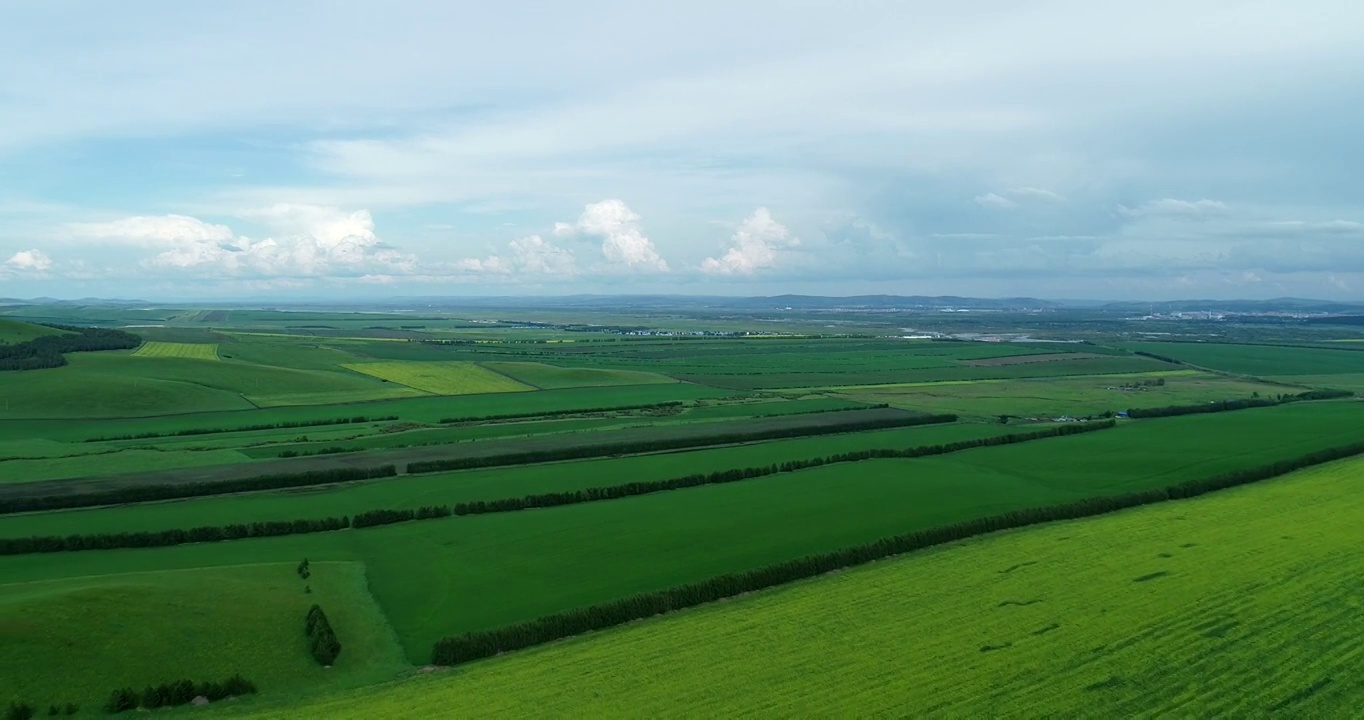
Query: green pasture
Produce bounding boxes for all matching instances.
[232,455,1364,718]
[132,341,220,360]
[0,562,408,712]
[828,371,1291,420]
[0,422,1018,538]
[340,361,532,396]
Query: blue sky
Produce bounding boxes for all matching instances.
[2,0,1363,300]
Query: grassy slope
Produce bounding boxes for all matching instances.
[3,403,1360,663]
[228,456,1364,718]
[0,423,1017,537]
[481,361,677,389]
[0,319,66,344]
[0,562,408,711]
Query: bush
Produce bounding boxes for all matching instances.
[4,702,34,720]
[103,689,137,714]
[306,605,342,666]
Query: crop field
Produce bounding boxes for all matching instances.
[246,455,1364,718]
[341,361,534,395]
[131,341,220,360]
[826,370,1289,420]
[4,305,1363,716]
[1123,341,1364,377]
[481,361,677,389]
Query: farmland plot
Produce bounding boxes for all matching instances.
[342,361,533,395]
[132,341,220,360]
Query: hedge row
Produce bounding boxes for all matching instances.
[0,422,1111,554]
[306,605,342,666]
[1126,388,1352,419]
[429,439,1364,666]
[439,401,684,425]
[0,465,397,515]
[84,415,400,443]
[407,412,960,474]
[104,675,256,714]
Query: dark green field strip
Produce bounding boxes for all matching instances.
[1,423,1111,554]
[0,424,1017,539]
[1121,341,1364,377]
[674,356,1167,390]
[0,384,730,443]
[0,408,934,505]
[430,441,1364,666]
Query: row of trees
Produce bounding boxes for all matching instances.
[4,701,76,720]
[0,423,1113,553]
[306,605,342,666]
[438,401,684,425]
[407,412,960,474]
[0,517,350,554]
[0,326,141,371]
[1126,388,1352,419]
[84,414,398,443]
[104,675,256,714]
[0,465,397,515]
[430,438,1364,666]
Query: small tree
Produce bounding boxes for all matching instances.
[5,701,35,720]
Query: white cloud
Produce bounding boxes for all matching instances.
[67,215,234,246]
[4,249,52,272]
[455,234,576,277]
[1117,198,1228,219]
[974,193,1017,210]
[701,208,798,275]
[64,207,416,278]
[1006,187,1067,203]
[555,199,668,271]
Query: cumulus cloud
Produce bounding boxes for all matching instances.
[4,249,53,272]
[701,208,798,275]
[455,234,576,276]
[555,199,668,271]
[1117,198,1228,219]
[65,206,416,277]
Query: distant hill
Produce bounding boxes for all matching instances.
[1099,298,1364,314]
[0,318,68,344]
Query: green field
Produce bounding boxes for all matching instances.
[341,361,534,395]
[132,341,220,360]
[0,562,408,712]
[0,319,66,344]
[1124,341,1364,378]
[481,361,676,389]
[237,455,1364,717]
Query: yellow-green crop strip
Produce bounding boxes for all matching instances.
[341,361,533,395]
[239,456,1364,718]
[131,341,220,360]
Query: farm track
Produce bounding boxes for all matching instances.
[0,407,920,501]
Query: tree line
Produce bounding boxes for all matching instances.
[1126,388,1352,419]
[306,605,342,666]
[429,438,1364,667]
[84,415,399,443]
[439,401,684,425]
[1,422,1112,554]
[0,326,142,371]
[0,465,396,515]
[104,675,256,713]
[1132,350,1184,364]
[407,412,960,474]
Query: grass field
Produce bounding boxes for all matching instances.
[341,361,534,395]
[132,341,220,360]
[481,361,676,389]
[233,455,1364,717]
[0,319,66,344]
[0,562,408,712]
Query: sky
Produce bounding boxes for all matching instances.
[2,0,1363,301]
